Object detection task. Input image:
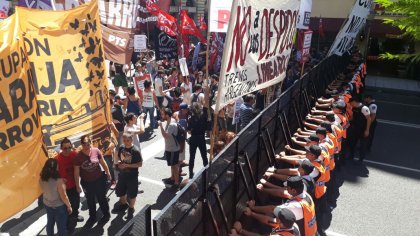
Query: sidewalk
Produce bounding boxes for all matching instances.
[365,75,420,93]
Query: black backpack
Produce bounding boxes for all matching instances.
[172,123,186,153]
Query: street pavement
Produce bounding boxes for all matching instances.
[326,85,420,236]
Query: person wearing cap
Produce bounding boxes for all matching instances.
[142,80,160,131]
[244,176,316,236]
[262,159,316,199]
[278,146,328,235]
[347,97,371,163]
[229,208,300,236]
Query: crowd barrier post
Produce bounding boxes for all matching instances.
[209,186,230,233]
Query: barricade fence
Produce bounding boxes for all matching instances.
[118,55,349,236]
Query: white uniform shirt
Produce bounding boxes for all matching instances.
[368,100,377,114]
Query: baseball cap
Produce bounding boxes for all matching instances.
[179,103,188,110]
[305,145,322,156]
[316,127,327,136]
[115,94,126,100]
[300,160,315,175]
[272,207,296,228]
[284,176,304,189]
[304,133,320,143]
[332,101,346,109]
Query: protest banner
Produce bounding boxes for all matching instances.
[179,58,189,76]
[154,27,178,60]
[232,98,243,125]
[328,0,373,56]
[209,0,233,32]
[18,0,54,9]
[134,35,147,52]
[137,0,171,31]
[296,0,312,29]
[297,30,313,63]
[0,15,48,223]
[133,73,151,96]
[54,0,87,10]
[99,0,139,29]
[16,0,112,156]
[214,0,300,112]
[102,24,134,64]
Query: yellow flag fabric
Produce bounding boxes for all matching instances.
[0,15,48,223]
[0,1,111,223]
[16,1,112,157]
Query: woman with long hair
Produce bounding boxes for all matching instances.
[40,158,72,236]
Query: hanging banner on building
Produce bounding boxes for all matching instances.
[0,15,48,223]
[215,0,300,112]
[134,34,147,52]
[102,24,134,64]
[99,0,139,29]
[16,1,112,156]
[297,30,313,63]
[209,0,233,32]
[154,27,178,60]
[296,0,312,29]
[328,0,373,56]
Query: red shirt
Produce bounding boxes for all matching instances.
[73,148,103,182]
[55,151,77,189]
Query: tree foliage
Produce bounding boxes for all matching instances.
[375,0,420,62]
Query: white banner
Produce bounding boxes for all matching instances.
[134,34,147,52]
[215,0,300,112]
[179,58,189,76]
[328,0,373,56]
[209,0,233,32]
[296,0,312,29]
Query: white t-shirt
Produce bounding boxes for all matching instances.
[155,77,163,97]
[124,125,141,150]
[181,82,192,105]
[190,92,205,106]
[143,90,154,108]
[274,192,306,221]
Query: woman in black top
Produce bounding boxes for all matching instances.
[187,85,210,179]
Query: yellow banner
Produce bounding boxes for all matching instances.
[16,1,112,157]
[0,15,48,223]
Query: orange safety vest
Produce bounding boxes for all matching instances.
[292,194,317,236]
[336,113,349,138]
[319,147,331,182]
[332,124,343,153]
[311,159,327,199]
[354,74,364,94]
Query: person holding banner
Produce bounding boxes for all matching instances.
[74,136,111,224]
[40,158,72,236]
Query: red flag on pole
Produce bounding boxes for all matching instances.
[199,15,207,31]
[146,0,178,36]
[319,17,325,39]
[181,10,207,43]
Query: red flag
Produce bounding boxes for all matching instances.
[319,17,325,39]
[199,15,207,31]
[181,10,207,43]
[146,0,178,36]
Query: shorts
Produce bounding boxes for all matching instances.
[112,75,128,87]
[165,151,180,166]
[115,173,139,198]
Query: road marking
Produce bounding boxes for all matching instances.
[326,230,348,236]
[141,137,165,162]
[364,160,420,173]
[139,176,166,187]
[377,100,420,108]
[19,215,47,236]
[377,119,420,129]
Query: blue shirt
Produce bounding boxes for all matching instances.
[240,103,254,129]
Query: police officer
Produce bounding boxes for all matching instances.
[364,95,378,151]
[347,97,371,163]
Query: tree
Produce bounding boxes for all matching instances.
[375,0,420,62]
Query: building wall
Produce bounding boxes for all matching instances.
[311,0,355,18]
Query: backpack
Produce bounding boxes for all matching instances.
[192,93,199,104]
[172,123,186,153]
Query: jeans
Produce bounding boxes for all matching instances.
[66,188,80,218]
[81,174,110,218]
[189,135,208,178]
[143,106,155,128]
[45,205,68,236]
[156,96,164,120]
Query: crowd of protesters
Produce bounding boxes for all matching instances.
[36,44,369,235]
[226,50,377,236]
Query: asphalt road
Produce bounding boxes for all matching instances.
[326,87,420,236]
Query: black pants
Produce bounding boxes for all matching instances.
[81,175,110,218]
[189,135,208,177]
[346,127,368,161]
[315,194,327,234]
[367,120,377,150]
[66,187,80,218]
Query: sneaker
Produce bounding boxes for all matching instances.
[112,203,129,213]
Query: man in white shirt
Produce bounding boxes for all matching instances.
[364,95,378,151]
[154,70,165,120]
